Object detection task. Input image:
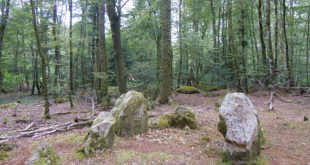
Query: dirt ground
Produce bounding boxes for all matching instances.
[0,90,310,165]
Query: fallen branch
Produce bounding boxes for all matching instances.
[1,118,93,141]
[273,92,294,103]
[23,122,35,131]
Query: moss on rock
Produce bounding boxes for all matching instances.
[170,106,197,129]
[112,91,148,137]
[148,115,171,129]
[80,112,115,156]
[176,86,199,94]
[25,143,59,165]
[220,120,265,164]
[217,114,227,137]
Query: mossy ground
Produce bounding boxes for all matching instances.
[217,114,227,137]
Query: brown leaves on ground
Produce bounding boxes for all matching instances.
[1,90,310,165]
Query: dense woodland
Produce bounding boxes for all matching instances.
[0,0,309,117]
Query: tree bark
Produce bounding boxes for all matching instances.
[274,0,279,72]
[258,0,267,69]
[0,0,11,86]
[266,0,275,85]
[306,8,309,87]
[98,0,109,104]
[177,0,183,88]
[30,0,50,118]
[158,0,173,104]
[106,0,127,94]
[69,0,74,107]
[282,0,291,86]
[53,0,60,98]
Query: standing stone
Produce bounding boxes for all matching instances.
[111,91,148,137]
[24,143,59,165]
[218,93,264,163]
[81,112,115,156]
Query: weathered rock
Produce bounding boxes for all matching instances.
[81,112,115,156]
[176,86,199,94]
[170,106,197,129]
[218,93,263,162]
[148,115,171,129]
[24,143,59,165]
[111,91,148,137]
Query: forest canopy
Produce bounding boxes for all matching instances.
[0,0,309,113]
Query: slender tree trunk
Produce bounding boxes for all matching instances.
[274,0,279,72]
[53,0,60,98]
[106,0,127,94]
[98,0,109,104]
[258,0,267,70]
[68,0,73,107]
[0,0,11,86]
[228,0,240,90]
[241,7,248,93]
[306,9,309,87]
[90,12,97,89]
[210,0,217,61]
[81,0,88,87]
[266,0,275,85]
[158,0,173,104]
[282,0,291,86]
[30,0,50,118]
[177,0,183,88]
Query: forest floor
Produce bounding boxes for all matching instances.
[0,90,310,165]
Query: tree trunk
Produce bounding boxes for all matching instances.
[282,0,291,86]
[177,0,183,88]
[68,0,74,107]
[266,0,275,85]
[158,0,173,104]
[241,8,248,93]
[106,0,127,94]
[274,0,279,72]
[30,0,50,118]
[258,0,267,70]
[0,0,11,86]
[53,0,60,98]
[227,0,240,90]
[306,8,309,87]
[98,0,109,104]
[210,0,217,61]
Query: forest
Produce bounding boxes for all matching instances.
[0,0,309,164]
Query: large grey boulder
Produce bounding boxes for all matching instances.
[24,143,59,165]
[81,112,115,156]
[218,93,264,162]
[111,91,148,137]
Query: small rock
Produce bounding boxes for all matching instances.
[24,143,59,165]
[304,116,308,121]
[183,126,190,135]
